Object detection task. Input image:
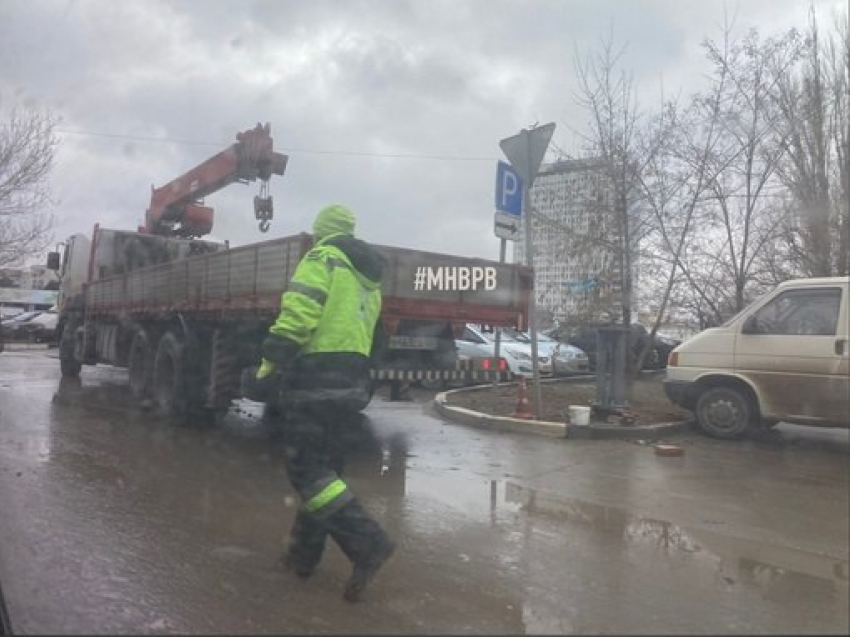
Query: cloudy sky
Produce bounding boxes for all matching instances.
[1,0,844,264]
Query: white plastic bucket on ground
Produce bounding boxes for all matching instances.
[569,405,591,426]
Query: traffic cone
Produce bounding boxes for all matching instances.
[512,376,534,420]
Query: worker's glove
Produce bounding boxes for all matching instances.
[241,363,283,403]
[261,334,300,368]
[240,334,300,403]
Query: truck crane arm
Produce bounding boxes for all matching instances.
[142,123,288,237]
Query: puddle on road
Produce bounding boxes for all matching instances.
[394,469,848,632]
[7,358,847,634]
[41,378,850,607]
[505,482,846,603]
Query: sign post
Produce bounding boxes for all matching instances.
[499,123,556,418]
[493,160,524,382]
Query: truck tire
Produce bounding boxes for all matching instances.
[60,321,82,377]
[152,331,187,417]
[128,329,153,398]
[206,329,240,415]
[696,386,754,439]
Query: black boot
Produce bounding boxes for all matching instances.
[323,500,395,602]
[281,509,328,579]
[343,538,396,602]
[281,553,316,579]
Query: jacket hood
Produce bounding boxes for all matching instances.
[322,235,385,285]
[313,204,356,239]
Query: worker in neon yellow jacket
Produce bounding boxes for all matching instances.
[251,204,394,602]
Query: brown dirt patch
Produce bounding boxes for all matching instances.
[445,376,692,425]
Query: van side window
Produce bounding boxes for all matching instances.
[752,288,841,336]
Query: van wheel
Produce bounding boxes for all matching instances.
[696,387,754,439]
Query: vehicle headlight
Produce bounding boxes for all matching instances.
[505,347,531,361]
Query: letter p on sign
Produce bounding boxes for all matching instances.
[495,161,523,217]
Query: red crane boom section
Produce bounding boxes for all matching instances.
[142,123,288,237]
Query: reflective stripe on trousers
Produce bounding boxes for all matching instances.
[302,475,354,518]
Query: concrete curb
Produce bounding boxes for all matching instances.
[433,376,693,440]
[434,389,567,437]
[564,420,693,440]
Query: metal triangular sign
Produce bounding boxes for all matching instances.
[499,122,555,186]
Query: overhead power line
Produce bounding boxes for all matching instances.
[52,127,498,162]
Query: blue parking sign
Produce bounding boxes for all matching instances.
[495,161,523,216]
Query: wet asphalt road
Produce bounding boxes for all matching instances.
[0,349,848,635]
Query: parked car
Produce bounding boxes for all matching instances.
[0,306,24,321]
[14,311,59,344]
[651,332,681,368]
[504,329,589,375]
[0,309,40,325]
[550,323,680,370]
[455,324,552,377]
[0,311,43,339]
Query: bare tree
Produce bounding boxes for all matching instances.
[572,33,648,331]
[542,32,700,374]
[676,26,802,318]
[773,8,849,277]
[532,29,667,374]
[0,107,58,268]
[839,11,850,276]
[633,69,732,359]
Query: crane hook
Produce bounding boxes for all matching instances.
[254,186,274,233]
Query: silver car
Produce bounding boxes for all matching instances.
[505,329,589,376]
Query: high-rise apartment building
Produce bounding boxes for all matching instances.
[513,158,630,324]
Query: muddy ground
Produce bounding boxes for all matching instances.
[2,351,847,634]
[445,375,693,424]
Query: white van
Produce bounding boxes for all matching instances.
[665,277,849,438]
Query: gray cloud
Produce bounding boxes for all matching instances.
[1,0,841,264]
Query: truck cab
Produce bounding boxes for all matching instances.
[51,233,91,314]
[665,277,850,438]
[51,229,225,310]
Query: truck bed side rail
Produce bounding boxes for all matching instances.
[85,234,532,327]
[87,235,309,317]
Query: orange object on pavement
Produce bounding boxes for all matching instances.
[654,444,684,457]
[512,377,534,420]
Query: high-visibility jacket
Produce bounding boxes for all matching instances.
[260,233,385,407]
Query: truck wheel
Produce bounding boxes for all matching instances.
[60,321,82,377]
[696,386,754,439]
[128,329,153,398]
[153,331,186,417]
